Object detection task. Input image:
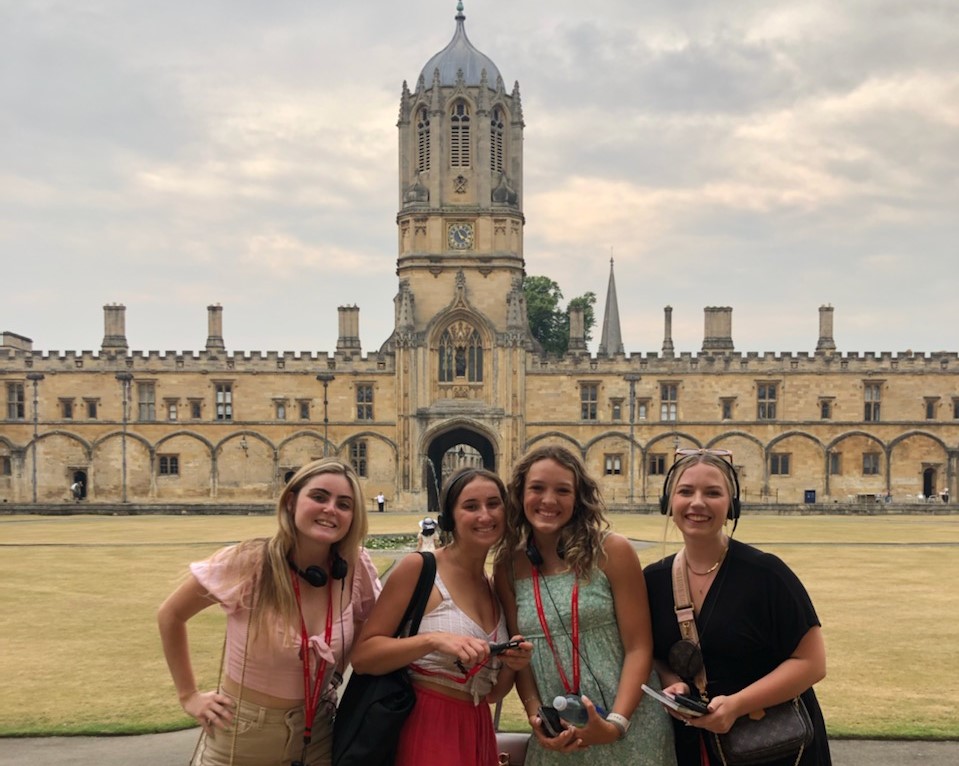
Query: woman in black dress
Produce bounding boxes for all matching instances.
[643,450,832,765]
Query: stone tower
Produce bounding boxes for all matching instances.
[391,1,530,503]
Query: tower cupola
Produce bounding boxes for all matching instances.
[419,2,502,88]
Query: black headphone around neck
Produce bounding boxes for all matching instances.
[287,550,348,588]
[659,456,741,523]
[524,532,567,568]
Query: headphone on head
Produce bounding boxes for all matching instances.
[659,455,741,522]
[524,532,566,568]
[437,468,482,533]
[437,505,455,533]
[287,549,348,588]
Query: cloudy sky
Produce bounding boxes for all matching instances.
[4,0,958,357]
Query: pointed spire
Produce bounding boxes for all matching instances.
[398,80,412,124]
[478,69,489,112]
[598,257,624,356]
[430,69,443,112]
[511,81,524,123]
[395,280,415,331]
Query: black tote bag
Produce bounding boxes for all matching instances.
[332,551,436,766]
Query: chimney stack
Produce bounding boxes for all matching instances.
[101,304,128,353]
[816,304,836,352]
[337,305,362,353]
[702,306,734,353]
[206,304,225,352]
[662,306,675,357]
[567,305,586,352]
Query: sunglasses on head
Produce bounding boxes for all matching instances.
[660,448,741,526]
[675,448,733,462]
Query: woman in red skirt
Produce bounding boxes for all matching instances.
[352,467,532,765]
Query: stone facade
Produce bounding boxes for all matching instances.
[1,8,957,510]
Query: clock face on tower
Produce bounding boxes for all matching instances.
[447,222,474,250]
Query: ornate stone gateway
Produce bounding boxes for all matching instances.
[424,429,496,514]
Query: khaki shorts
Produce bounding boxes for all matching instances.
[191,693,332,766]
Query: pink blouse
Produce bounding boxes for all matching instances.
[191,545,381,700]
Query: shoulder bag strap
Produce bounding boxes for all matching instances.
[671,549,708,698]
[394,551,437,639]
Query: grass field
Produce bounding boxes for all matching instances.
[0,512,957,739]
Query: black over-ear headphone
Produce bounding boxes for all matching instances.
[659,456,741,522]
[437,505,455,533]
[524,532,566,567]
[437,468,480,533]
[287,550,348,588]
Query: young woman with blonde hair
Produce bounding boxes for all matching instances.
[644,449,831,765]
[158,457,381,766]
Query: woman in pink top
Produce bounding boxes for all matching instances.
[351,467,533,766]
[158,458,381,766]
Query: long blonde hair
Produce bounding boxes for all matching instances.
[495,445,609,580]
[221,458,368,642]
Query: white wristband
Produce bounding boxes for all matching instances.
[606,712,630,739]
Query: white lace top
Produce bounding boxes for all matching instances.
[408,571,508,704]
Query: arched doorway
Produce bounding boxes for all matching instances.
[922,467,936,500]
[72,470,88,500]
[423,429,496,514]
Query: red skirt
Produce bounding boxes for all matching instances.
[395,685,498,766]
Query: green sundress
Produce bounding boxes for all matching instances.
[515,569,677,766]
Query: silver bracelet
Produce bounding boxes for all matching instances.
[606,712,630,739]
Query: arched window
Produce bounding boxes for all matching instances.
[450,101,471,168]
[439,322,483,383]
[417,107,431,172]
[490,107,505,173]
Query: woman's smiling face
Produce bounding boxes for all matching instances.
[523,458,576,535]
[669,461,731,539]
[290,472,354,549]
[450,476,505,546]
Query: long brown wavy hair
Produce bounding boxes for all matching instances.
[213,457,368,643]
[494,445,609,580]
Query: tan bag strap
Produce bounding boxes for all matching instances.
[671,549,708,699]
[228,607,252,764]
[189,593,252,766]
[674,552,807,766]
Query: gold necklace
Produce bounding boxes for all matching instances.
[686,545,728,577]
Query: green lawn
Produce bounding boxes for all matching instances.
[0,512,956,738]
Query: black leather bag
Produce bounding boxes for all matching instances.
[712,697,814,766]
[492,697,530,766]
[332,552,436,766]
[495,731,530,765]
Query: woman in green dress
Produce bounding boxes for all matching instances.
[493,445,676,765]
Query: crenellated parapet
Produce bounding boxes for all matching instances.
[526,349,958,375]
[0,347,396,374]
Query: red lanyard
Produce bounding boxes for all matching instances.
[408,658,492,684]
[290,572,334,745]
[531,567,579,694]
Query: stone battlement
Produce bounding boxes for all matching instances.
[0,347,392,372]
